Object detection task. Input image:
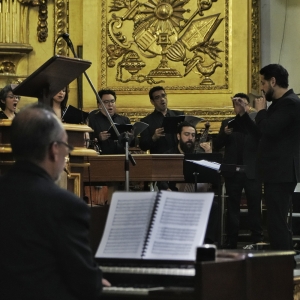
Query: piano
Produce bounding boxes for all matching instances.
[97,250,295,300]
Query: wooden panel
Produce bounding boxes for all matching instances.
[83,154,185,183]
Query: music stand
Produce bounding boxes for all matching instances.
[184,153,223,248]
[12,55,92,106]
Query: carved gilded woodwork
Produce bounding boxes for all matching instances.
[54,0,69,56]
[18,0,48,42]
[101,0,228,93]
[250,0,260,95]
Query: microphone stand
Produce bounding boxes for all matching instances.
[61,34,136,191]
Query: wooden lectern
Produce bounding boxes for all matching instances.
[0,55,98,198]
[13,55,92,106]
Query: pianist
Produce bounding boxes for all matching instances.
[0,104,108,300]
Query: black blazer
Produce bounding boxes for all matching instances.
[0,161,102,300]
[139,109,183,153]
[239,89,300,183]
[213,112,259,179]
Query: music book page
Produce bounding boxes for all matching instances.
[186,159,221,171]
[144,191,214,260]
[95,192,157,259]
[95,191,214,261]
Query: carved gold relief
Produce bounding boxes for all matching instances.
[0,61,15,74]
[18,0,48,42]
[54,0,69,56]
[101,0,228,93]
[250,0,260,95]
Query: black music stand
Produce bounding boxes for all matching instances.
[12,55,92,106]
[184,153,223,248]
[183,153,245,248]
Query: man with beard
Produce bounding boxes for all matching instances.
[233,64,300,250]
[158,121,216,243]
[139,86,184,154]
[213,93,263,249]
[158,121,211,191]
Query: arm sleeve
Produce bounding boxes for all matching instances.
[54,195,103,300]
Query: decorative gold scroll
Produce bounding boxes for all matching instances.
[18,0,48,42]
[54,0,69,56]
[249,0,260,95]
[100,0,229,94]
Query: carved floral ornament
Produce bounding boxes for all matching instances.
[104,0,226,89]
[18,0,48,42]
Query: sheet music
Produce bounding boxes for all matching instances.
[186,159,221,171]
[144,191,214,260]
[95,192,157,258]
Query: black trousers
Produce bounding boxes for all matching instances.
[264,182,296,250]
[224,173,263,246]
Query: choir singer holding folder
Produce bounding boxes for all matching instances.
[139,86,184,154]
[87,89,133,154]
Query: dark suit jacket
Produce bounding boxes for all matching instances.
[238,89,300,183]
[0,161,102,300]
[139,109,183,153]
[88,110,131,154]
[213,112,259,179]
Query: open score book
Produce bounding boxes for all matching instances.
[95,191,214,261]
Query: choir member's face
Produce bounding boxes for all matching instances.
[99,94,116,116]
[178,126,196,153]
[150,90,168,113]
[52,89,66,104]
[260,75,275,102]
[2,92,20,113]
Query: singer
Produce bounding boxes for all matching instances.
[233,64,300,251]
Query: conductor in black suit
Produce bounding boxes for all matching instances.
[0,104,109,299]
[234,64,300,250]
[139,86,183,154]
[213,93,263,249]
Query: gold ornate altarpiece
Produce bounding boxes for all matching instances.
[0,0,260,133]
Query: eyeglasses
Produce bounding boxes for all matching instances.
[153,93,167,101]
[54,141,74,153]
[7,95,21,100]
[103,100,116,105]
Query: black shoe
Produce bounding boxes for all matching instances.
[222,242,237,249]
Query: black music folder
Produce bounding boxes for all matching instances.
[95,191,214,261]
[162,115,204,133]
[13,55,92,100]
[108,122,149,140]
[62,105,89,124]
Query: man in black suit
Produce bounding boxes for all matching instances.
[88,89,132,154]
[139,86,184,154]
[0,104,109,299]
[234,64,300,250]
[213,93,263,249]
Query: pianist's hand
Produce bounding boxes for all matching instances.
[102,278,111,287]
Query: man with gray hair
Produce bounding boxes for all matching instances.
[0,104,107,299]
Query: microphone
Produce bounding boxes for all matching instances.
[59,33,69,40]
[53,33,71,55]
[60,32,73,49]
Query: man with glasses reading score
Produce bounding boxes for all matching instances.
[0,104,109,299]
[88,89,132,154]
[139,86,184,154]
